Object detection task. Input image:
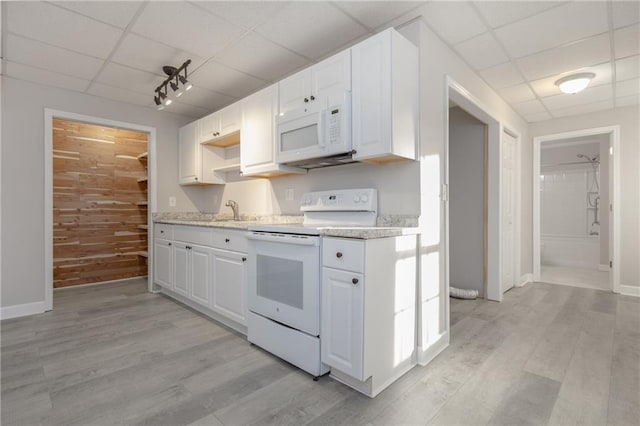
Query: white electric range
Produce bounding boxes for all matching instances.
[245,188,377,378]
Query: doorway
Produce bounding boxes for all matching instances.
[533,127,620,293]
[446,79,519,302]
[45,110,157,310]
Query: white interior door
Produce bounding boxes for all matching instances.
[502,131,516,291]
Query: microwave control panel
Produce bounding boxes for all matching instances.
[328,107,342,145]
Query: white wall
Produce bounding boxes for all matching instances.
[448,106,485,295]
[0,76,193,308]
[529,106,640,289]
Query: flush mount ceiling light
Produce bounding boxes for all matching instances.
[153,59,192,109]
[555,72,595,94]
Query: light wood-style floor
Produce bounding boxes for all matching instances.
[2,278,638,425]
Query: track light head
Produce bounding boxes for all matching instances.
[154,95,161,106]
[170,79,179,92]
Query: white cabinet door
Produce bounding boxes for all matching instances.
[352,28,417,162]
[190,244,210,307]
[241,85,277,173]
[312,50,351,108]
[321,267,364,380]
[198,112,219,143]
[279,68,312,114]
[218,102,241,137]
[173,243,190,297]
[178,122,199,185]
[153,239,173,289]
[211,249,247,326]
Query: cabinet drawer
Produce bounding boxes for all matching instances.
[154,223,174,240]
[323,237,364,272]
[173,225,212,246]
[211,229,248,253]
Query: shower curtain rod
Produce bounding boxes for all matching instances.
[541,160,600,167]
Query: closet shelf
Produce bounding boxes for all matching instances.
[138,225,148,230]
[137,152,148,160]
[137,177,148,183]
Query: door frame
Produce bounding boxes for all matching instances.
[44,109,157,311]
[532,126,620,293]
[445,77,521,302]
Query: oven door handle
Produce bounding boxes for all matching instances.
[247,232,318,246]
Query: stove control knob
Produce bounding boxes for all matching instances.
[361,194,369,203]
[353,195,361,203]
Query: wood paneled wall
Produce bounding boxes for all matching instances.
[53,119,148,288]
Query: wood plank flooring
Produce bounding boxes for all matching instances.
[2,278,638,425]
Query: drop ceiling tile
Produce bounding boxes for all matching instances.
[474,1,565,29]
[419,2,487,45]
[614,24,640,59]
[616,78,640,97]
[551,99,614,118]
[164,101,211,119]
[530,62,612,98]
[215,33,310,82]
[5,34,104,80]
[494,2,608,58]
[87,82,152,106]
[512,99,547,115]
[616,94,640,107]
[52,1,143,29]
[479,61,525,89]
[172,86,236,111]
[191,1,288,30]
[499,84,536,103]
[542,84,612,110]
[5,61,91,92]
[616,55,640,81]
[525,111,553,123]
[454,33,508,70]
[516,33,610,81]
[111,33,205,76]
[96,63,165,95]
[612,1,640,28]
[189,60,267,98]
[7,1,123,59]
[255,2,368,59]
[131,1,245,59]
[334,1,422,30]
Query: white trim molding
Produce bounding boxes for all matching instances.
[619,285,640,297]
[599,264,611,272]
[519,273,533,286]
[417,331,449,366]
[533,126,621,294]
[0,301,46,320]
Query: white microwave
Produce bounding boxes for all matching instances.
[275,94,351,165]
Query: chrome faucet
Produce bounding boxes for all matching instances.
[225,200,239,221]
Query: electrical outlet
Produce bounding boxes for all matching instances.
[169,196,176,207]
[285,188,295,201]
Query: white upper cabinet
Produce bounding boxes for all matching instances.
[351,28,418,162]
[278,50,351,114]
[178,121,225,185]
[241,84,305,177]
[198,101,241,145]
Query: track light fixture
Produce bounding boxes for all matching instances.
[153,59,192,110]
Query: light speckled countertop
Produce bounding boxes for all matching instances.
[153,213,420,240]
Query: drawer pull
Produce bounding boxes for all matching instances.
[168,242,171,246]
[352,278,359,285]
[225,238,230,243]
[336,252,343,258]
[242,257,247,262]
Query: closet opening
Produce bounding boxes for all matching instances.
[45,110,157,311]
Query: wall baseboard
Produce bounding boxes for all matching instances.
[0,301,46,320]
[417,331,449,366]
[598,264,610,272]
[619,285,640,297]
[519,273,533,286]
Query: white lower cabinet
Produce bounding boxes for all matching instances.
[153,224,248,332]
[153,239,173,289]
[211,249,247,325]
[321,267,364,380]
[321,235,417,397]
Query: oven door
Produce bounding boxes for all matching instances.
[247,231,320,336]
